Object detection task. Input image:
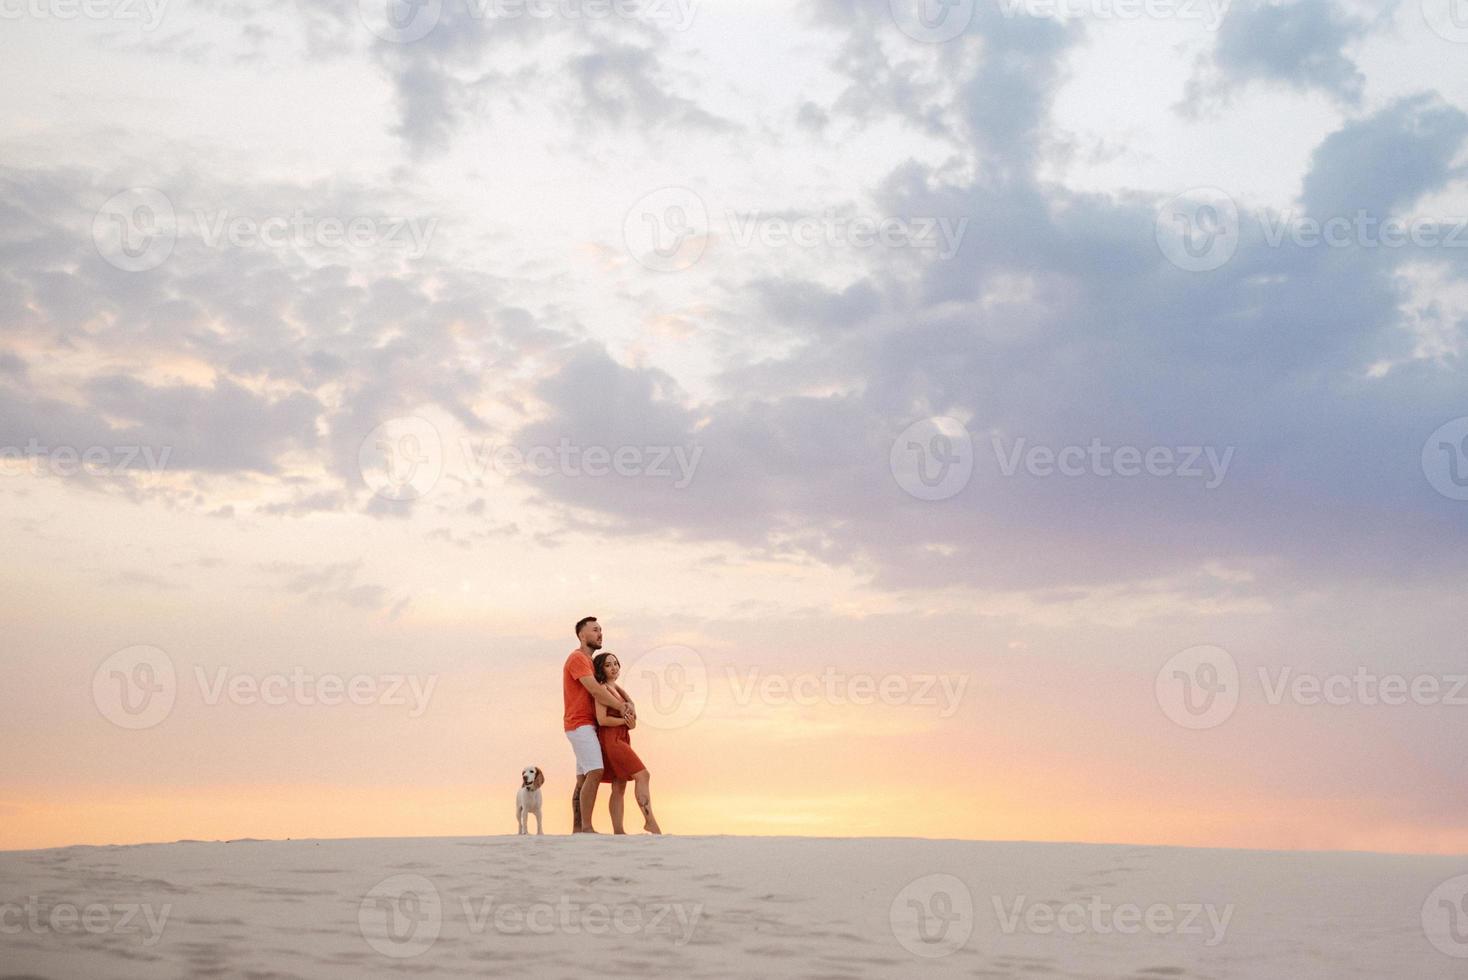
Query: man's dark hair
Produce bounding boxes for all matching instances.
[575,616,597,638]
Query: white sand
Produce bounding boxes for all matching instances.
[1,835,1465,978]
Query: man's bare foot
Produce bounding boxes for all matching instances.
[575,827,599,834]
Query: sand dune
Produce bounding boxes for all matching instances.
[1,835,1465,978]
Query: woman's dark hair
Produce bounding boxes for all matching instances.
[592,652,617,684]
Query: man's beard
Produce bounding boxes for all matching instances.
[589,639,602,650]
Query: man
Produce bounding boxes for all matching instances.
[564,616,633,833]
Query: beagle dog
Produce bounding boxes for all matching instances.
[516,765,545,835]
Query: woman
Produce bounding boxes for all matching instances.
[592,652,662,834]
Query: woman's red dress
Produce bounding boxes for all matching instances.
[597,703,645,781]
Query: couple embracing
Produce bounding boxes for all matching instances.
[562,616,662,834]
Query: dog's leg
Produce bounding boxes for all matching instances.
[517,804,526,835]
[534,809,543,835]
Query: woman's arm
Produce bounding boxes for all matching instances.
[596,701,627,727]
[614,685,637,730]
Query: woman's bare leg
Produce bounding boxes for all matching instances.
[610,780,628,834]
[633,770,661,834]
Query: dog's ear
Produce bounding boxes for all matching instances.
[532,768,545,790]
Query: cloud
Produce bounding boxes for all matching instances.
[1180,0,1397,115]
[366,2,734,157]
[1300,93,1468,220]
[259,558,404,612]
[495,73,1468,598]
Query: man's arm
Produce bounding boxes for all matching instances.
[596,701,627,727]
[579,674,624,710]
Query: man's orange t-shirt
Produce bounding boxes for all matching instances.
[563,649,597,731]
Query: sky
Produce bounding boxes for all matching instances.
[2,0,1467,853]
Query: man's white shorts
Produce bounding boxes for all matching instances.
[566,724,604,775]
